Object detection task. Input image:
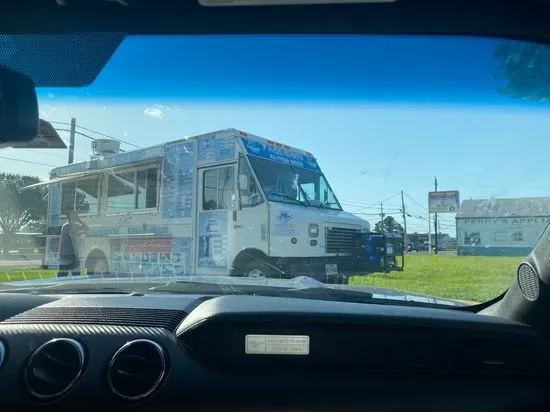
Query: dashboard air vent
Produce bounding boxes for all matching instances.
[24,338,85,400]
[108,339,167,401]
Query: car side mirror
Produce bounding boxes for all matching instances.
[10,119,67,149]
[0,65,40,149]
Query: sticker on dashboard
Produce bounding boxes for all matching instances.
[245,334,310,356]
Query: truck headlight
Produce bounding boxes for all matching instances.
[308,223,319,237]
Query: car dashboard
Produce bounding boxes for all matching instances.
[0,292,547,412]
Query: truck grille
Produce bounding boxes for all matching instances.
[325,227,360,254]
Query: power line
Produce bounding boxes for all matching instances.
[76,124,141,148]
[353,211,402,217]
[345,206,402,214]
[404,192,428,211]
[351,193,401,213]
[28,149,67,159]
[50,120,141,148]
[341,198,401,208]
[55,128,96,141]
[342,200,401,209]
[0,155,57,168]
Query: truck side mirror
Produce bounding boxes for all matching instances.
[239,174,249,191]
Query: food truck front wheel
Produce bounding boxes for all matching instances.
[242,259,276,279]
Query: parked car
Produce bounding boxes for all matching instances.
[408,242,429,252]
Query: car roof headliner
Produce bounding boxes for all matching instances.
[2,1,550,41]
[1,0,549,87]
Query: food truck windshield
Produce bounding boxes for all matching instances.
[241,137,342,210]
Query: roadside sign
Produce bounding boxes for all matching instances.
[429,190,459,213]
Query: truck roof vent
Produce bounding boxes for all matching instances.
[92,139,121,157]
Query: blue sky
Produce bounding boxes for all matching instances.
[2,34,550,234]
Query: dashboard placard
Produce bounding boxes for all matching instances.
[245,334,310,355]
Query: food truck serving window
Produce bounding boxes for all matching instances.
[107,166,159,215]
[61,175,100,215]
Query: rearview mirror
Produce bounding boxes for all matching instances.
[0,65,39,149]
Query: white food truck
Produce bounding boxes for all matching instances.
[30,128,384,282]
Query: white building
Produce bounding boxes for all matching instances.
[456,197,550,256]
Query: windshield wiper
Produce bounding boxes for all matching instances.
[268,191,308,206]
[298,191,339,210]
[143,281,376,303]
[0,278,460,309]
[237,286,461,308]
[320,201,340,209]
[244,285,376,303]
[0,283,139,295]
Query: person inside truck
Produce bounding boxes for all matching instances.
[278,174,298,198]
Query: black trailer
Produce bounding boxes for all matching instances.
[383,232,405,271]
[358,232,404,273]
[321,232,405,284]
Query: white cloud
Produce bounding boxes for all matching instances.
[144,105,164,119]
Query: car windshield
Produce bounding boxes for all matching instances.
[0,34,548,306]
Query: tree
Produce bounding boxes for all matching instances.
[0,173,47,250]
[494,40,550,102]
[374,216,404,234]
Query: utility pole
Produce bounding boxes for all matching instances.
[434,176,438,255]
[401,190,407,268]
[68,117,76,164]
[379,202,385,231]
[428,210,432,254]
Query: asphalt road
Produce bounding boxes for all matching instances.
[0,259,42,269]
[407,250,457,256]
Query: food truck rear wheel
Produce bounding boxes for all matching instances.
[243,260,274,279]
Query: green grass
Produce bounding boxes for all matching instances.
[1,255,521,304]
[350,254,522,303]
[0,269,57,283]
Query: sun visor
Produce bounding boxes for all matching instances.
[0,33,125,87]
